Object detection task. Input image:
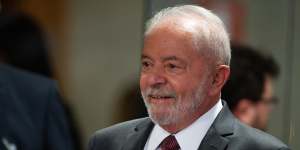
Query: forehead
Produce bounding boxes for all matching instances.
[142,24,200,60]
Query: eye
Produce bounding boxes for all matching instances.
[165,63,183,73]
[167,63,178,69]
[141,60,152,72]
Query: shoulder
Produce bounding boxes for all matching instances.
[0,64,59,113]
[230,121,289,150]
[0,64,56,89]
[88,118,149,150]
[90,118,148,141]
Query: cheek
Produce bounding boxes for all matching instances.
[169,78,196,95]
[140,74,148,90]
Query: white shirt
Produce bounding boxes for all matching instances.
[144,99,223,150]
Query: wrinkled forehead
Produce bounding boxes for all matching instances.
[144,17,208,51]
[143,22,199,56]
[146,16,205,36]
[145,17,214,62]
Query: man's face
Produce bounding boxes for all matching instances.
[140,25,212,126]
[254,76,275,130]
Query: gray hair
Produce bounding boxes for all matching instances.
[145,5,231,65]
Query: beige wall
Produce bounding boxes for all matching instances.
[66,0,144,145]
[244,0,289,142]
[288,1,300,149]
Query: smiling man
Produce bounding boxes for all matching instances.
[88,5,289,150]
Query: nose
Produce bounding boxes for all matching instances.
[147,71,167,87]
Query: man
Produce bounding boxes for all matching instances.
[222,45,280,130]
[0,64,74,150]
[88,5,289,150]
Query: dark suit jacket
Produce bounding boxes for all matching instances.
[88,101,290,150]
[0,64,74,150]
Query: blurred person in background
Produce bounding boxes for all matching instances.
[0,13,53,76]
[0,64,74,150]
[0,13,80,149]
[222,44,280,131]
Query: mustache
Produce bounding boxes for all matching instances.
[142,86,177,99]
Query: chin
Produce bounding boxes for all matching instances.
[148,107,171,117]
[150,114,176,126]
[148,108,185,127]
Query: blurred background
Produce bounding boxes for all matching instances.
[0,0,299,149]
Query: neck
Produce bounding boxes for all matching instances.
[160,96,220,134]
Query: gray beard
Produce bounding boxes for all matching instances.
[141,79,208,127]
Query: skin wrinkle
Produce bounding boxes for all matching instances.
[148,17,216,68]
[142,68,210,127]
[145,11,230,65]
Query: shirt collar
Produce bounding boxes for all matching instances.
[145,99,223,150]
[145,124,170,150]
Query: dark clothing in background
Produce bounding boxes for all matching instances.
[88,101,289,150]
[0,13,82,150]
[0,64,74,150]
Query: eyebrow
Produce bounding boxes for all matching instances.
[161,56,182,62]
[141,55,150,60]
[141,55,184,63]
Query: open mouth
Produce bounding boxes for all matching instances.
[148,95,175,104]
[148,95,175,100]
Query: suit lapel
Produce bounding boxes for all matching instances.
[121,101,235,150]
[198,101,235,150]
[197,127,229,150]
[121,118,154,150]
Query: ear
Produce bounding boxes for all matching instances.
[233,99,256,126]
[208,65,230,96]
